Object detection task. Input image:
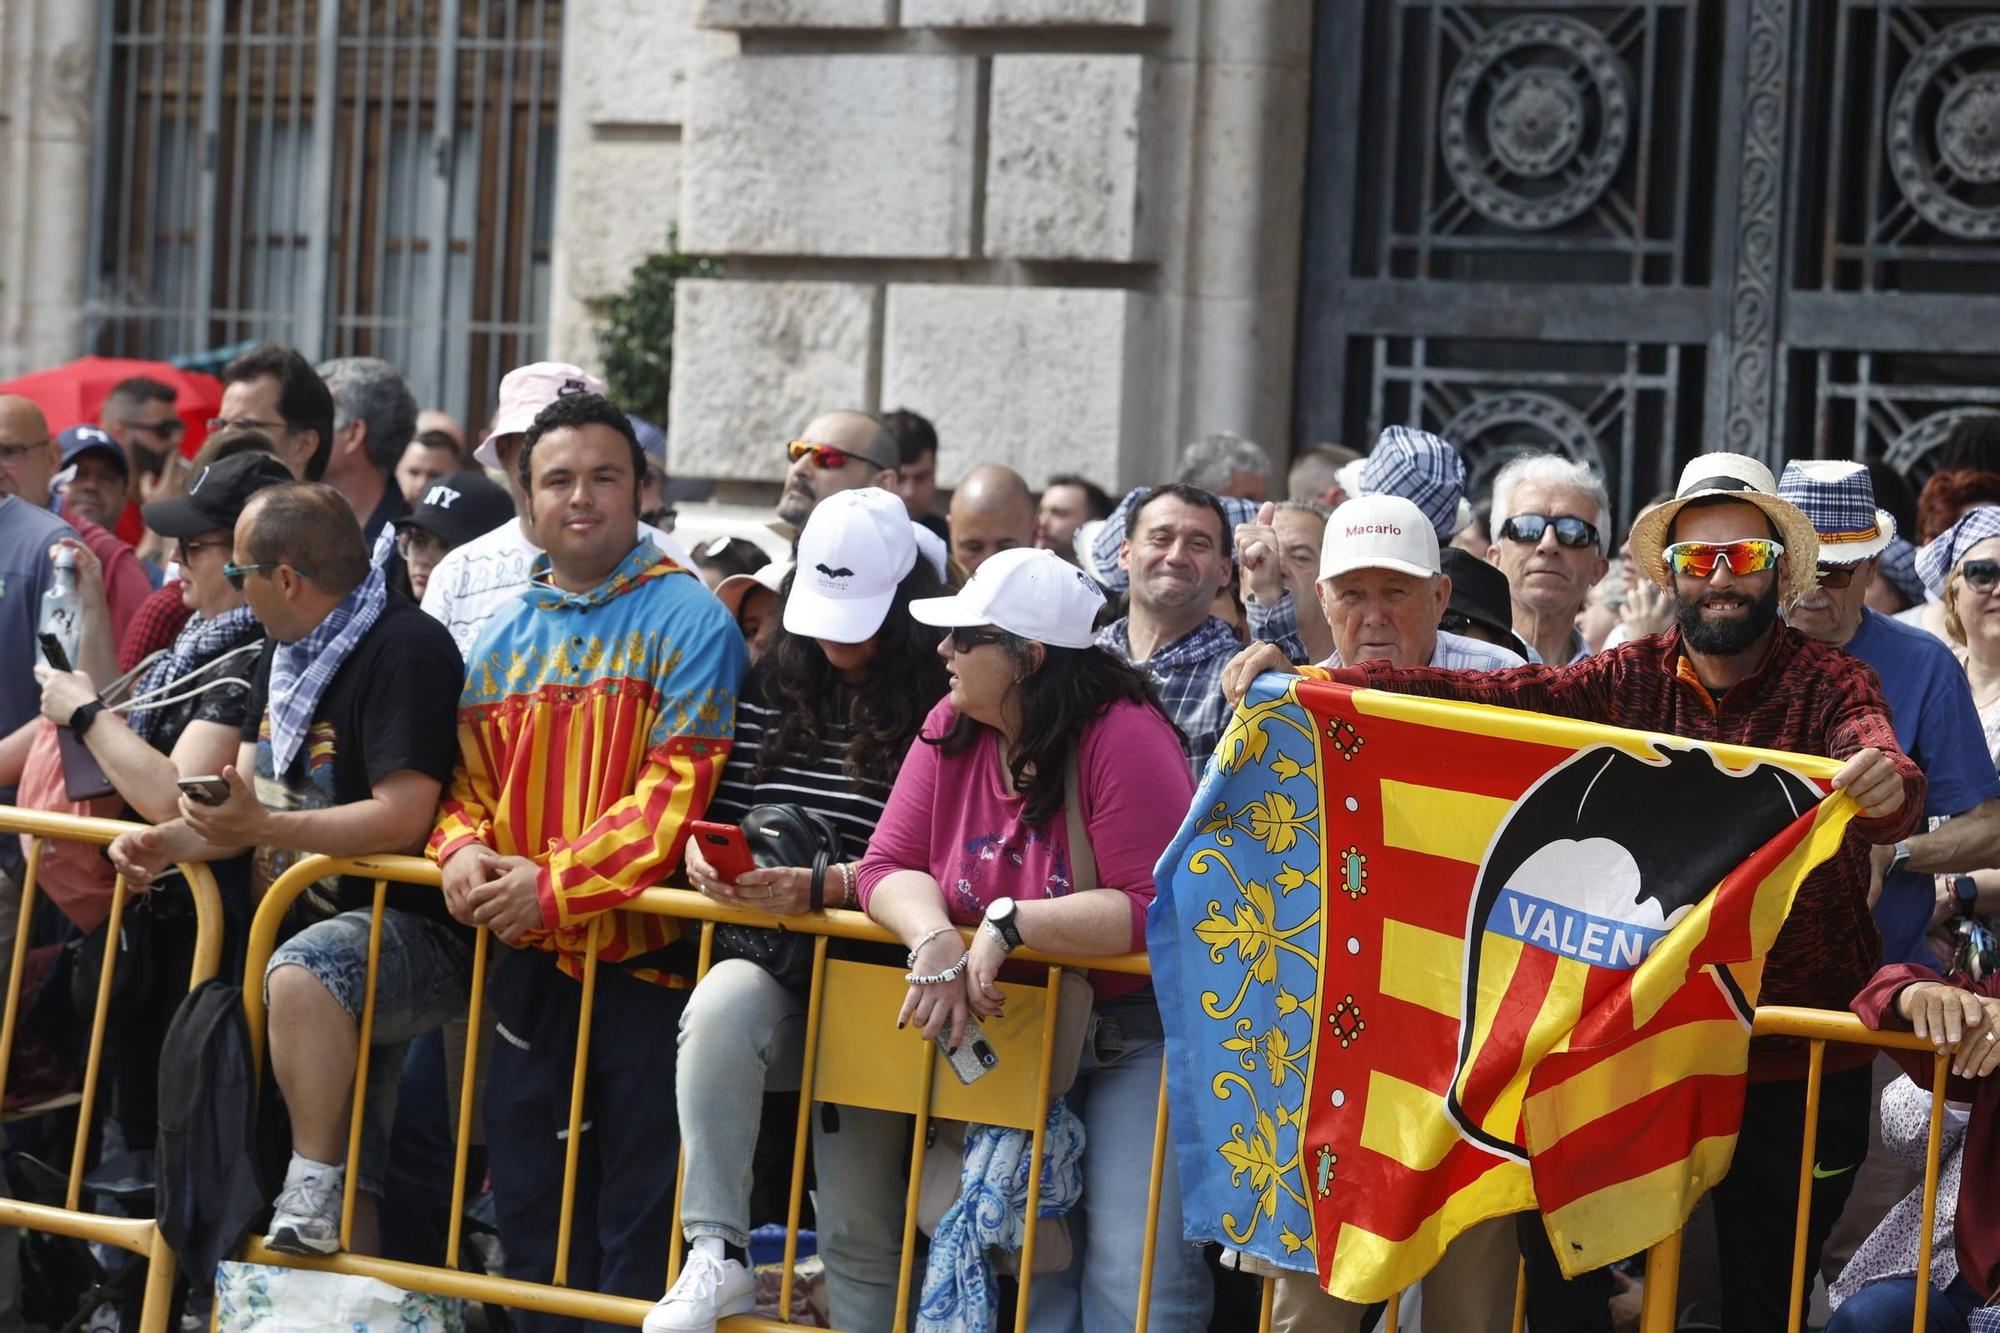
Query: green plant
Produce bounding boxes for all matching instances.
[595,233,723,427]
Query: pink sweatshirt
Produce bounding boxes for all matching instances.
[858,695,1192,1000]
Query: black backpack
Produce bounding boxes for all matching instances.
[155,978,274,1287]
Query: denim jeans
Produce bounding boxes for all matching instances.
[1027,994,1214,1333]
[1827,1273,1980,1333]
[674,957,908,1330]
[266,908,472,1194]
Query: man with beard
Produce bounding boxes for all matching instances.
[99,376,186,547]
[1222,453,1924,1333]
[1096,483,1303,772]
[775,410,899,533]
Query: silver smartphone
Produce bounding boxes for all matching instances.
[939,1020,1000,1085]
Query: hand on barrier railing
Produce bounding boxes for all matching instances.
[466,852,544,944]
[685,836,812,916]
[108,822,192,890]
[1897,981,2000,1078]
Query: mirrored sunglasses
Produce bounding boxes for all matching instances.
[786,440,891,473]
[1662,539,1785,579]
[1498,514,1600,550]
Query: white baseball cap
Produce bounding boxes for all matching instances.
[783,488,919,643]
[910,546,1105,650]
[1320,494,1441,581]
[475,362,608,468]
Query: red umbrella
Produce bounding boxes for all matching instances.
[0,355,225,459]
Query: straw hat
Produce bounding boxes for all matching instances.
[1627,453,1820,605]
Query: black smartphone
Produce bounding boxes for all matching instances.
[38,632,72,673]
[176,775,232,807]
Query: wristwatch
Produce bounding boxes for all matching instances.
[1953,875,1979,919]
[984,897,1024,952]
[1887,841,1913,876]
[68,698,105,737]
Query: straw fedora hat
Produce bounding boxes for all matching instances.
[1627,453,1821,605]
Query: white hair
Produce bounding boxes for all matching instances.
[1488,453,1612,554]
[1177,432,1272,491]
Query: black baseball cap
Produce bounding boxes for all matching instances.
[142,451,296,538]
[394,470,514,548]
[1439,548,1531,661]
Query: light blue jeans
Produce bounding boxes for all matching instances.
[675,958,908,1330]
[1026,994,1214,1333]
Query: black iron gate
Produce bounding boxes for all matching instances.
[1295,1,2000,528]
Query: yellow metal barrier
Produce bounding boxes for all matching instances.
[0,805,228,1333]
[235,854,1966,1333]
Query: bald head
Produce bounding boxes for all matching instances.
[776,409,899,528]
[0,396,58,506]
[948,464,1035,574]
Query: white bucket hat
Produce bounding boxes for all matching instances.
[1320,494,1442,581]
[910,546,1105,649]
[783,488,918,644]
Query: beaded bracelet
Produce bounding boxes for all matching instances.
[906,925,955,967]
[905,951,971,986]
[837,861,855,907]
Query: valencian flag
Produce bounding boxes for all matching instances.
[1148,673,1857,1302]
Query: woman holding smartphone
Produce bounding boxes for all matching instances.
[856,546,1209,1333]
[648,488,949,1333]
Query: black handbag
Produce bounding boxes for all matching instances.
[709,803,845,989]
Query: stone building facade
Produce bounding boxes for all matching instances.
[547,0,1314,491]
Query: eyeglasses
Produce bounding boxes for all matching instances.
[174,538,230,564]
[1498,514,1601,550]
[1814,563,1859,590]
[0,439,50,466]
[222,560,308,590]
[1662,539,1785,579]
[206,417,289,436]
[786,440,892,473]
[1962,559,2000,594]
[945,626,1010,653]
[125,417,185,438]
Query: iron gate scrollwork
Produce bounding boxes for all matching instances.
[1297,0,2000,528]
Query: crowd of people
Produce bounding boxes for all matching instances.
[0,345,1997,1333]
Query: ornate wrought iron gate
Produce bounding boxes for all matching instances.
[1296,1,2000,527]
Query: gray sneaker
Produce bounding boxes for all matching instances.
[263,1174,343,1255]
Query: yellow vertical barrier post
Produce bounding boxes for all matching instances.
[666,921,719,1289]
[444,926,491,1271]
[778,935,832,1322]
[1010,965,1065,1327]
[1256,1274,1275,1333]
[1911,1052,1949,1333]
[1511,1256,1528,1333]
[67,871,132,1210]
[1638,1232,1682,1333]
[553,916,604,1289]
[1785,1041,1826,1333]
[893,1038,941,1333]
[338,882,390,1253]
[1132,1057,1172,1333]
[0,838,46,1098]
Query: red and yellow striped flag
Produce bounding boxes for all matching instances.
[1150,675,1855,1301]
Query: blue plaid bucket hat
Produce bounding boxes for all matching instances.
[1356,426,1465,541]
[1776,460,1895,564]
[1874,538,1925,608]
[1917,504,2000,597]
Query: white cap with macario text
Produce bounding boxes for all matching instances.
[1319,494,1442,581]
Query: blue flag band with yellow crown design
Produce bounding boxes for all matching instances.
[1148,673,1856,1302]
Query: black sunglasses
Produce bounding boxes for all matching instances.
[1963,558,2000,594]
[1498,514,1601,550]
[222,559,311,591]
[945,626,1010,653]
[1815,564,1858,590]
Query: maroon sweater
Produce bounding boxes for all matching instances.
[1326,625,1925,1080]
[1852,964,1999,1301]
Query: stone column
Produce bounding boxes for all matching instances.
[0,0,98,376]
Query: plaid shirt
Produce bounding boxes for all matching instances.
[1317,627,1525,672]
[1322,624,1925,1078]
[118,582,195,672]
[1097,615,1301,773]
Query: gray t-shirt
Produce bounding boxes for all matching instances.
[0,495,78,871]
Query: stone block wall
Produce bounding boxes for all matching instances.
[0,0,97,377]
[548,0,1312,493]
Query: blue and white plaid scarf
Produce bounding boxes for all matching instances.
[265,566,388,775]
[127,604,264,747]
[917,1101,1085,1333]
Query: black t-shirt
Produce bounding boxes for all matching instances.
[240,594,464,926]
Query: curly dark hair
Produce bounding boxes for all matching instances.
[754,556,954,791]
[1916,467,2000,544]
[518,391,645,495]
[926,640,1181,826]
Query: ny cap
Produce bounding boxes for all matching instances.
[394,470,516,549]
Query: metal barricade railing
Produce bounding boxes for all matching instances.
[235,854,1967,1333]
[0,805,228,1333]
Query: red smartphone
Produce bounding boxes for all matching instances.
[688,820,758,882]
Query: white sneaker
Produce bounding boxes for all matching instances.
[263,1173,343,1255]
[642,1249,756,1333]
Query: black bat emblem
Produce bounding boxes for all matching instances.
[1448,743,1821,1160]
[816,564,854,579]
